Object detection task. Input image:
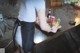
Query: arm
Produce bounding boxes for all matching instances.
[37,10,51,32]
[35,0,51,32]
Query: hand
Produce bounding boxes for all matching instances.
[50,26,58,33]
[40,22,51,32]
[50,25,62,33]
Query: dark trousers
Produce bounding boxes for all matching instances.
[20,21,35,53]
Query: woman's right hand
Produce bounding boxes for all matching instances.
[39,21,51,32]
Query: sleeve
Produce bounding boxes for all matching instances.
[35,0,45,11]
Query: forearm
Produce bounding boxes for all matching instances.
[36,16,48,26]
[38,10,48,24]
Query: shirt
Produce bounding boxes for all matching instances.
[18,0,45,22]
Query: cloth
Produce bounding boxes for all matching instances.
[21,21,35,53]
[18,0,45,22]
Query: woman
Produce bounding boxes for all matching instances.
[15,0,52,53]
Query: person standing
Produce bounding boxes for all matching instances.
[16,0,52,53]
